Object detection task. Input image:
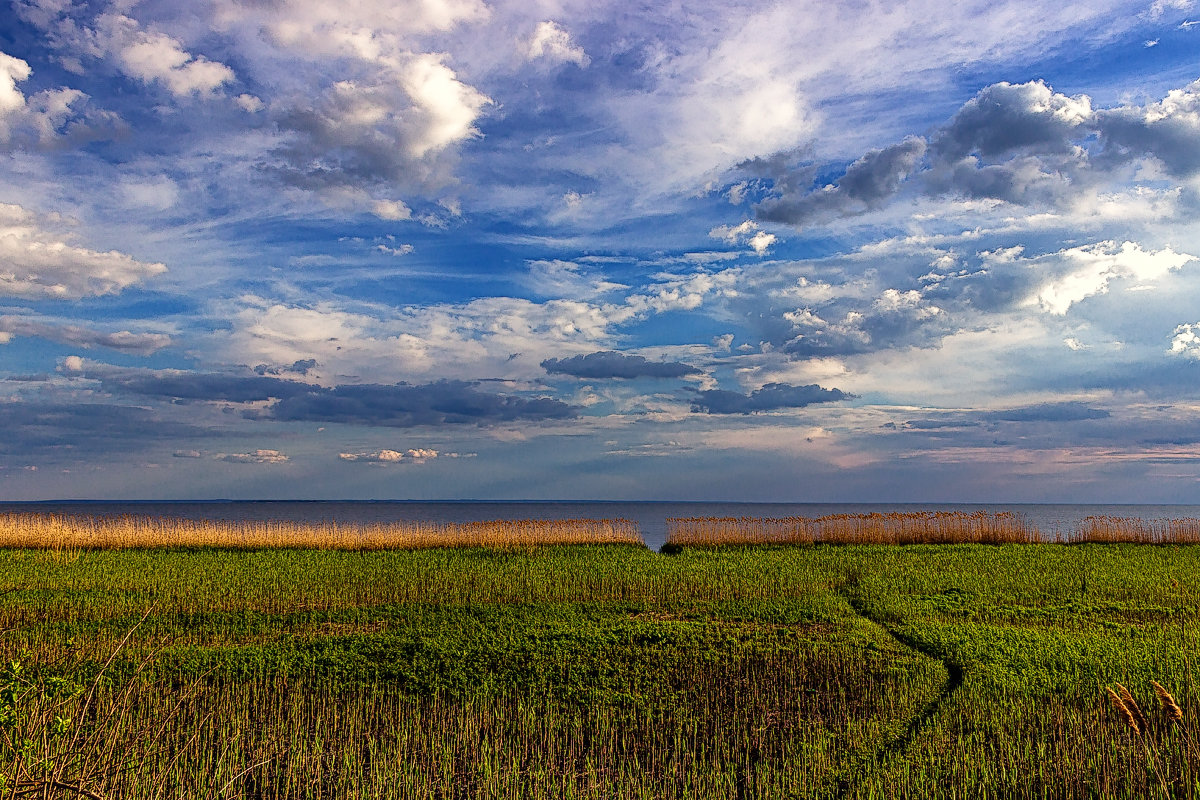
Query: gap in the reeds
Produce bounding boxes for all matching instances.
[0,513,645,551]
[663,511,1200,550]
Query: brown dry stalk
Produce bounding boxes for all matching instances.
[1152,681,1184,723]
[664,511,1039,547]
[1107,686,1142,734]
[1115,683,1150,734]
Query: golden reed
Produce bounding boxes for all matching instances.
[665,511,1044,548]
[0,513,644,551]
[667,511,1200,548]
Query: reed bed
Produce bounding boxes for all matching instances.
[0,513,644,551]
[1077,515,1200,544]
[665,511,1044,548]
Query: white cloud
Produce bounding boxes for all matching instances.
[235,93,264,112]
[69,13,237,98]
[709,220,777,254]
[0,52,29,116]
[748,230,776,254]
[215,449,289,464]
[1028,241,1195,315]
[1149,0,1193,18]
[375,243,415,256]
[211,0,489,52]
[372,199,412,220]
[400,53,492,158]
[525,21,589,67]
[1169,322,1200,357]
[0,50,92,146]
[338,447,442,463]
[0,203,167,299]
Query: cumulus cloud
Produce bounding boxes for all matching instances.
[754,77,1200,226]
[338,447,443,463]
[691,382,854,414]
[1027,241,1194,315]
[933,81,1093,161]
[1169,322,1200,357]
[783,288,947,356]
[0,50,111,148]
[708,220,777,254]
[758,137,927,226]
[24,9,235,98]
[1097,79,1200,178]
[0,203,167,299]
[541,350,702,379]
[525,21,589,67]
[101,14,235,97]
[253,358,318,377]
[0,316,171,355]
[215,449,289,464]
[270,56,491,199]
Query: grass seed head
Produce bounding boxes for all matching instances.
[1151,680,1184,723]
[1107,686,1142,734]
[1115,683,1149,733]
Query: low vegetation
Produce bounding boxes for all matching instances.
[0,512,1197,798]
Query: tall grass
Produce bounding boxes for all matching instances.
[0,513,643,551]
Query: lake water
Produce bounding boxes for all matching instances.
[4,500,1200,552]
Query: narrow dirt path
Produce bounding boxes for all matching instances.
[832,581,964,798]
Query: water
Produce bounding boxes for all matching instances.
[4,500,1200,552]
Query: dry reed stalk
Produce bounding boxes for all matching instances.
[1107,687,1142,735]
[1115,683,1150,734]
[0,513,644,551]
[665,511,1040,548]
[1077,516,1200,544]
[1152,681,1184,723]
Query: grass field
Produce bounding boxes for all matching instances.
[1,513,1198,798]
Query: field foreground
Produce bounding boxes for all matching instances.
[1,527,1198,798]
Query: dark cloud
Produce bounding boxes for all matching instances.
[1096,83,1200,178]
[691,382,853,414]
[0,316,170,355]
[263,380,577,427]
[986,402,1111,422]
[757,137,926,226]
[541,350,702,379]
[753,77,1200,227]
[97,371,311,402]
[932,81,1090,161]
[70,365,578,428]
[0,400,214,457]
[253,358,318,376]
[783,289,951,357]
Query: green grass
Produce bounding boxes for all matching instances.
[1,542,1198,798]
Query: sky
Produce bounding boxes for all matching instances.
[2,0,1200,502]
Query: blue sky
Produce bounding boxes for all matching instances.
[2,0,1200,501]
